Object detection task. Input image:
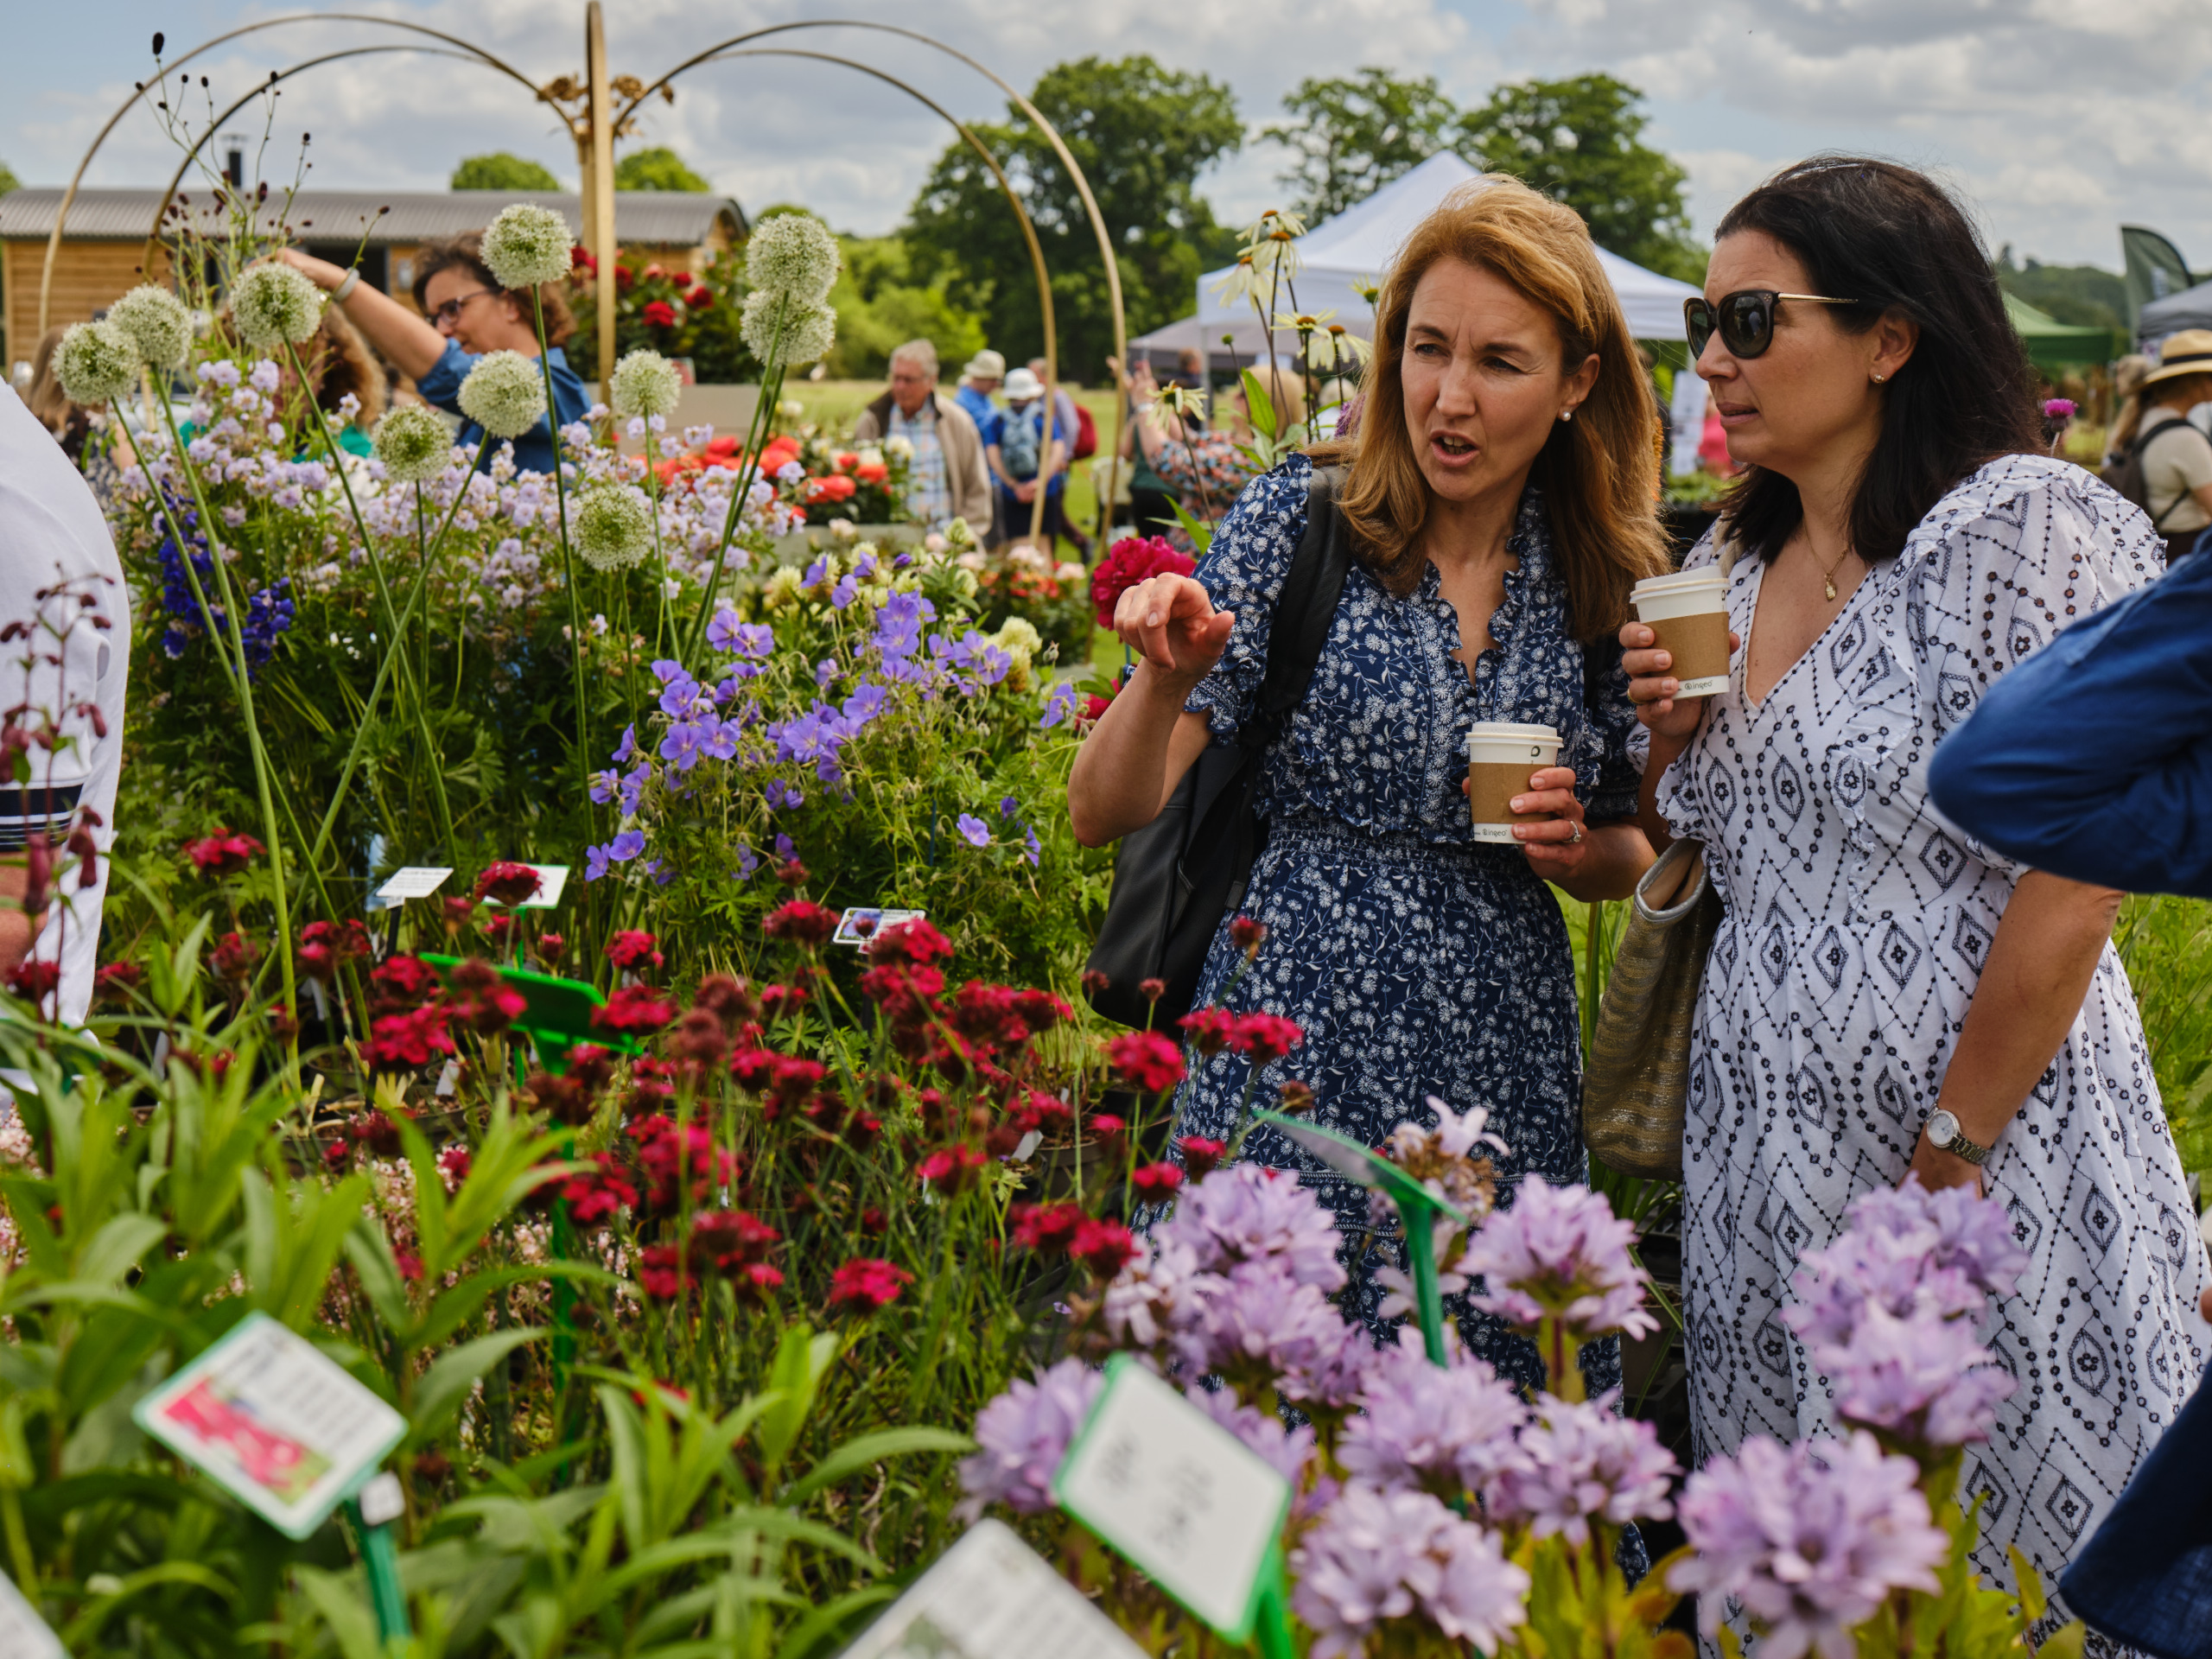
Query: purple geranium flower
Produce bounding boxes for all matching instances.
[774,833,795,861]
[608,830,645,862]
[1001,795,1020,817]
[1023,828,1041,867]
[588,768,620,804]
[660,721,706,772]
[584,843,611,881]
[956,1359,1103,1523]
[1040,682,1079,728]
[734,843,760,880]
[612,724,637,763]
[841,681,888,729]
[956,812,990,848]
[618,762,651,816]
[815,658,837,689]
[1461,1177,1656,1340]
[830,571,859,609]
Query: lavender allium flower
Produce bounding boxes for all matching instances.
[1338,1335,1528,1499]
[1185,1382,1317,1484]
[1155,1164,1346,1291]
[955,1358,1102,1523]
[107,284,194,371]
[1101,1236,1194,1348]
[1462,1177,1656,1339]
[480,202,574,290]
[1487,1390,1677,1546]
[1291,1483,1529,1659]
[457,349,548,439]
[230,261,325,348]
[372,404,453,485]
[1280,1325,1383,1410]
[609,348,683,421]
[1669,1431,1947,1659]
[54,321,139,406]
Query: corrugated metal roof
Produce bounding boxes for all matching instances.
[0,188,744,245]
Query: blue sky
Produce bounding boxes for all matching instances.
[10,1,2212,274]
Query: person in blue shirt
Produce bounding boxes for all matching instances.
[274,233,587,475]
[982,366,1070,550]
[1929,550,2212,1659]
[954,348,1003,432]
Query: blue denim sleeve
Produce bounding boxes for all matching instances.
[1929,548,2212,897]
[411,339,474,415]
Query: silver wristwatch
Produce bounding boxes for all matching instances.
[1924,1109,1991,1166]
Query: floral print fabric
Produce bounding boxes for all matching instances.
[1152,429,1262,522]
[1660,455,2211,1600]
[1172,454,1644,1398]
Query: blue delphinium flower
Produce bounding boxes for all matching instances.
[239,579,295,676]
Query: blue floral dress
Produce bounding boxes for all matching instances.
[1173,454,1646,1396]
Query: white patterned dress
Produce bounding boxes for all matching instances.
[1660,455,2211,1599]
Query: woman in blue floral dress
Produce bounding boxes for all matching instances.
[1069,177,1672,1394]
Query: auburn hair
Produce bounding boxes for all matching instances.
[1311,176,1670,640]
[412,232,575,346]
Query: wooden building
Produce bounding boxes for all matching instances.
[0,188,748,372]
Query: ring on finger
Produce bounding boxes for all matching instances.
[1568,821,1583,844]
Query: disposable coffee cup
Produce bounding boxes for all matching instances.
[1465,721,1563,844]
[1631,570,1731,699]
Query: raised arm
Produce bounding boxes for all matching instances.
[272,247,447,382]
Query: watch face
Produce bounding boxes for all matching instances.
[1928,1110,1957,1147]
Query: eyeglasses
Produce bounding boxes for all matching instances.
[1684,290,1861,360]
[429,289,493,327]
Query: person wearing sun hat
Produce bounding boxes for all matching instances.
[2111,327,2212,564]
[982,365,1071,549]
[956,348,1005,431]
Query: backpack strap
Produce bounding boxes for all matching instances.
[1245,465,1353,753]
[2137,416,2210,531]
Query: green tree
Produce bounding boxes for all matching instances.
[901,55,1243,378]
[1458,73,1703,283]
[614,146,712,193]
[1265,67,1457,224]
[0,160,17,196]
[1995,246,2128,334]
[451,152,561,191]
[826,235,988,381]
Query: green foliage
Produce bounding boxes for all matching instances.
[1264,67,1458,224]
[1459,73,1706,283]
[902,55,1243,378]
[824,236,988,383]
[452,153,563,193]
[563,245,760,383]
[613,147,713,194]
[1995,246,2129,334]
[2113,893,2212,1173]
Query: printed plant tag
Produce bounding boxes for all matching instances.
[509,863,569,909]
[833,906,925,947]
[1052,1354,1291,1643]
[0,1569,62,1659]
[841,1517,1144,1659]
[132,1312,406,1540]
[374,866,453,905]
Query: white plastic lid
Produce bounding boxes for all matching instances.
[1465,721,1560,747]
[1631,569,1726,599]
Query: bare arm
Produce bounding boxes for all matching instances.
[1067,573,1235,847]
[0,866,39,980]
[273,247,447,382]
[1620,618,1739,852]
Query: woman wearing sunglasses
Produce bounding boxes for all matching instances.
[274,232,587,476]
[1624,156,2205,1608]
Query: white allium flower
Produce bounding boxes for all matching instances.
[995,616,1042,656]
[231,262,326,349]
[742,213,840,304]
[372,404,454,484]
[740,289,836,368]
[573,484,654,571]
[480,203,574,290]
[456,350,547,439]
[609,349,683,420]
[106,285,194,371]
[53,321,140,405]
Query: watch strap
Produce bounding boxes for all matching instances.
[1930,1112,1991,1166]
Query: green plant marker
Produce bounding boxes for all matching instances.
[420,956,642,1072]
[1251,1545,1296,1659]
[1254,1109,1467,1368]
[346,1472,413,1647]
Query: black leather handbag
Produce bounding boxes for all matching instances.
[1084,468,1352,1028]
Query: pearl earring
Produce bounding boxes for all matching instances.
[1872,372,1886,384]
[1559,409,1573,422]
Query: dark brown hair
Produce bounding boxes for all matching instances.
[411,231,575,346]
[1713,157,2041,563]
[300,302,388,426]
[1310,176,1670,642]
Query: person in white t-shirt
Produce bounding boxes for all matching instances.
[0,384,130,1027]
[2117,330,2212,563]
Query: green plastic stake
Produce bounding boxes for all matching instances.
[347,1471,412,1648]
[420,955,644,1073]
[1253,1109,1465,1369]
[1252,1547,1296,1659]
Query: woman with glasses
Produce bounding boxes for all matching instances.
[1624,156,2206,1613]
[274,232,587,475]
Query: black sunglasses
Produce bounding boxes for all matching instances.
[1684,290,1861,359]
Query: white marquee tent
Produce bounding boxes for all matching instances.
[1128,153,1699,364]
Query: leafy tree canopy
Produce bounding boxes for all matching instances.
[1459,73,1703,283]
[1996,245,2128,334]
[902,55,1242,378]
[825,235,988,382]
[451,152,561,192]
[1265,67,1457,224]
[614,146,713,194]
[0,160,18,197]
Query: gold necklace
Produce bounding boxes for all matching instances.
[1812,537,1856,601]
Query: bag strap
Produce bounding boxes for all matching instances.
[2137,416,2208,531]
[1244,465,1353,753]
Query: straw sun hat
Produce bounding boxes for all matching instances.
[2140,329,2212,391]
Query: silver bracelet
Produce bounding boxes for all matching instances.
[332,268,360,303]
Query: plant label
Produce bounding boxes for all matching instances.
[1052,1354,1291,1643]
[0,1568,62,1659]
[839,1517,1144,1659]
[510,863,569,909]
[374,866,454,905]
[132,1312,407,1541]
[833,906,925,947]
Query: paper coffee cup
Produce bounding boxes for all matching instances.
[1631,570,1731,699]
[1465,721,1563,844]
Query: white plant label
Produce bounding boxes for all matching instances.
[133,1312,407,1541]
[374,866,453,904]
[839,1517,1144,1659]
[833,906,926,947]
[1052,1356,1290,1641]
[0,1569,62,1659]
[510,863,569,909]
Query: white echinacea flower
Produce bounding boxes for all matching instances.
[742,212,840,304]
[106,284,194,371]
[231,262,326,349]
[456,349,548,440]
[573,483,654,571]
[54,321,141,405]
[480,202,573,291]
[609,348,683,421]
[372,404,454,484]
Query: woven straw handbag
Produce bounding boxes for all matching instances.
[1582,835,1724,1181]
